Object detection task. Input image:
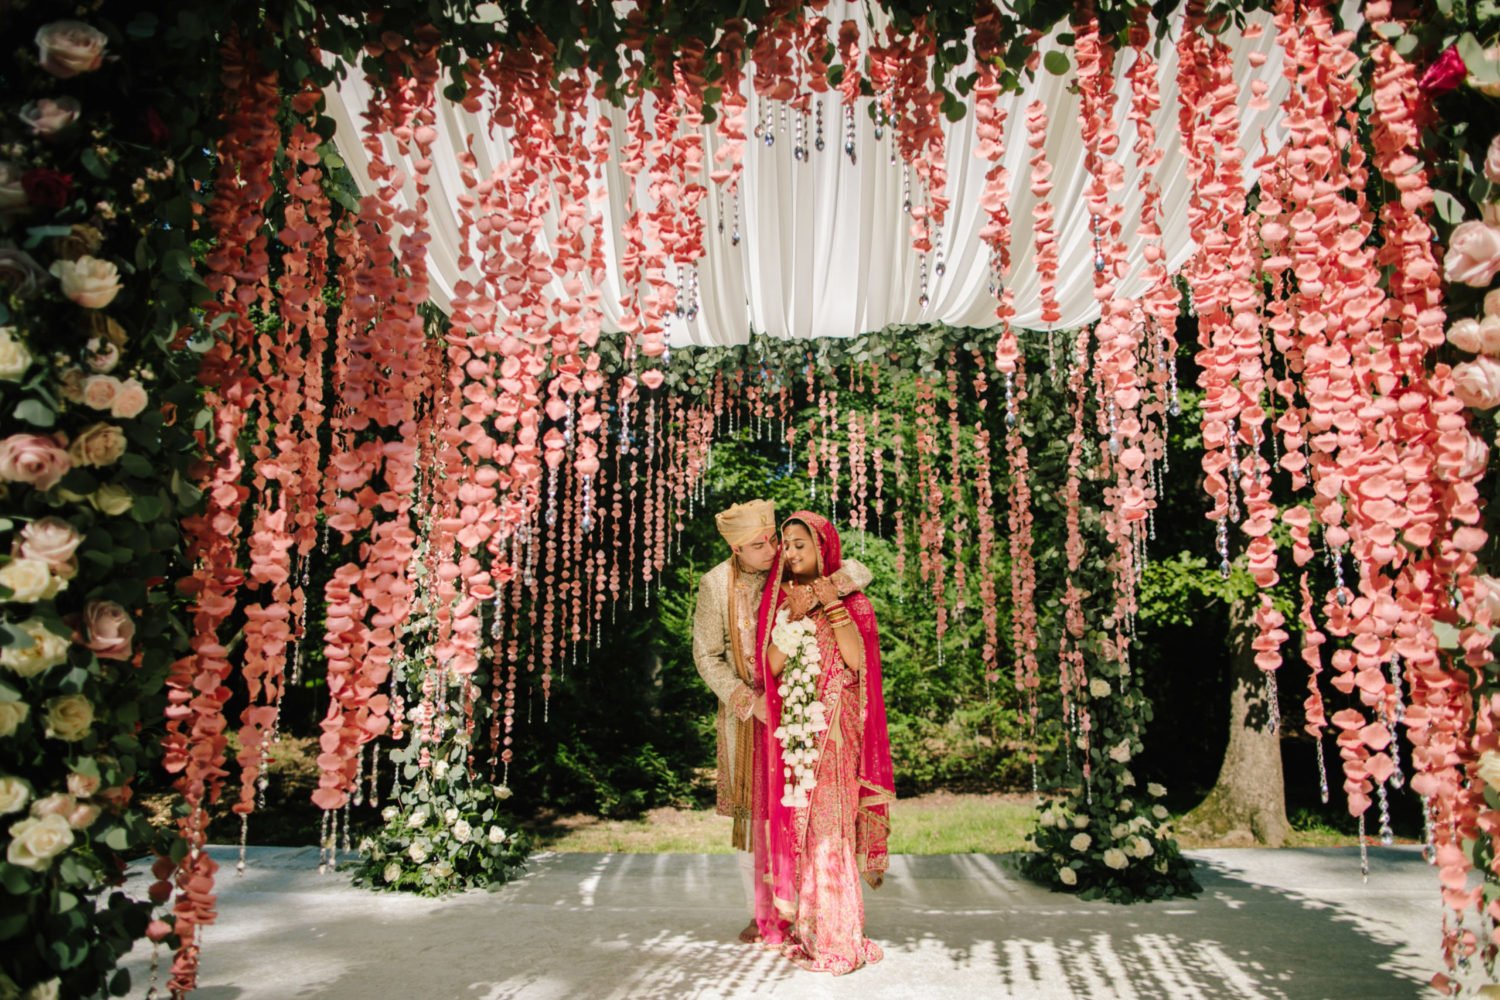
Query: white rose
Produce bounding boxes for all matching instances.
[1073,815,1089,830]
[90,484,133,516]
[45,694,93,742]
[1118,800,1133,814]
[22,979,60,1000]
[0,558,61,603]
[0,328,31,381]
[453,819,472,843]
[444,807,459,824]
[1102,848,1129,871]
[1089,677,1111,698]
[0,776,31,815]
[381,805,398,823]
[1058,866,1078,886]
[1109,741,1133,763]
[0,701,28,738]
[494,784,512,801]
[488,825,506,844]
[382,861,401,883]
[34,21,108,78]
[0,619,70,678]
[431,860,454,879]
[1112,823,1129,839]
[1131,837,1155,859]
[1152,805,1169,820]
[1120,770,1136,788]
[408,807,428,828]
[1147,782,1166,798]
[49,256,120,310]
[6,813,74,869]
[1039,810,1055,828]
[407,840,429,863]
[433,760,449,780]
[1070,833,1092,852]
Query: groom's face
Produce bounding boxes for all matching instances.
[734,533,778,572]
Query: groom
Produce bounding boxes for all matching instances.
[692,499,870,943]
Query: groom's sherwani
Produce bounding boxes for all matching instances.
[692,556,872,851]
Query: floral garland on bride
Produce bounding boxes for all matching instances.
[770,609,829,810]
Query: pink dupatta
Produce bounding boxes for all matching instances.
[753,511,893,940]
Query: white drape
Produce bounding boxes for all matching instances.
[325,8,1337,347]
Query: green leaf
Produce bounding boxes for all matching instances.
[118,453,153,478]
[11,399,54,428]
[126,12,159,37]
[1043,51,1070,77]
[80,147,110,179]
[161,249,197,283]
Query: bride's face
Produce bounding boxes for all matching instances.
[782,522,818,578]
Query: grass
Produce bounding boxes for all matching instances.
[526,793,1392,854]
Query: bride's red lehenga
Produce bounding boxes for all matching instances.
[753,511,894,975]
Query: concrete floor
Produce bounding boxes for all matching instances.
[120,846,1445,999]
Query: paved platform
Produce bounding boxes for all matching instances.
[120,846,1443,999]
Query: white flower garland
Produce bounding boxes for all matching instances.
[770,608,829,809]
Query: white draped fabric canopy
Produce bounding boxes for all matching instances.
[325,6,1351,347]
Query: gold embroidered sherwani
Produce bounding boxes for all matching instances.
[692,556,873,851]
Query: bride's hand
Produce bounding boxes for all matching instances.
[810,576,839,607]
[786,584,815,619]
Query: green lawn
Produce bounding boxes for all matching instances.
[526,792,1389,854]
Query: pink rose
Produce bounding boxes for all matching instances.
[1448,318,1482,353]
[67,422,126,468]
[66,803,100,830]
[65,771,99,798]
[1453,356,1500,409]
[110,378,148,419]
[35,21,107,79]
[1487,289,1500,318]
[81,374,120,411]
[29,792,75,819]
[0,434,71,490]
[49,256,120,309]
[18,98,80,139]
[83,599,134,660]
[1445,220,1500,288]
[1488,133,1500,186]
[16,517,82,576]
[1459,432,1491,480]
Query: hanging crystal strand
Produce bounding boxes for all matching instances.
[1376,781,1394,846]
[341,801,352,856]
[237,813,249,876]
[843,102,856,164]
[1265,669,1279,736]
[716,186,725,238]
[1225,418,1242,523]
[353,743,366,807]
[1215,518,1231,579]
[901,160,911,215]
[731,186,741,247]
[815,97,826,153]
[1315,734,1330,804]
[369,744,380,808]
[144,943,161,1000]
[793,105,807,161]
[1358,812,1369,882]
[1386,654,1406,789]
[545,455,559,528]
[318,809,331,874]
[1422,796,1436,863]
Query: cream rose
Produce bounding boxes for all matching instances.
[1070,832,1092,852]
[0,701,28,738]
[0,619,70,678]
[15,517,82,575]
[1109,740,1133,763]
[111,378,149,419]
[44,694,93,742]
[66,771,99,798]
[81,374,120,411]
[29,792,75,819]
[1478,751,1500,792]
[34,21,108,79]
[68,422,126,468]
[494,785,512,800]
[1152,804,1169,820]
[407,840,429,863]
[1147,782,1167,798]
[90,484,133,516]
[453,819,472,843]
[1102,848,1129,871]
[0,557,64,602]
[1057,866,1078,886]
[1454,357,1500,410]
[0,434,71,490]
[6,813,74,869]
[26,979,61,1000]
[1449,318,1483,353]
[431,860,454,879]
[0,327,31,381]
[0,776,30,815]
[83,600,134,661]
[49,256,120,309]
[1445,220,1500,288]
[488,825,506,844]
[18,98,81,139]
[84,337,120,373]
[382,861,401,883]
[0,162,25,216]
[1088,677,1111,698]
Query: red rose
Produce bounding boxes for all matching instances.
[20,168,72,211]
[143,107,168,146]
[1419,44,1467,96]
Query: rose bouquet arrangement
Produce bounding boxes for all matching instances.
[771,609,829,809]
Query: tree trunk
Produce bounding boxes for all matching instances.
[1178,592,1290,847]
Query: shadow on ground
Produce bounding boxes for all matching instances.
[120,846,1436,999]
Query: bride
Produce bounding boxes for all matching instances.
[753,510,893,974]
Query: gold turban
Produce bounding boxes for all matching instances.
[715,499,776,547]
